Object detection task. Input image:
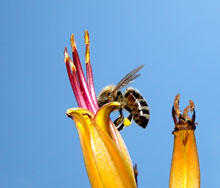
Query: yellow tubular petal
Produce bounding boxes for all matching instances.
[76,121,105,188]
[66,108,104,188]
[93,102,120,134]
[169,95,200,188]
[186,131,200,187]
[67,105,136,188]
[94,102,137,188]
[91,122,136,188]
[169,130,200,188]
[114,126,136,185]
[94,102,122,151]
[66,108,94,130]
[169,131,188,188]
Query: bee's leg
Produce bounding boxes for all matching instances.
[114,108,125,131]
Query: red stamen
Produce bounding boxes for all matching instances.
[84,30,99,109]
[64,48,87,108]
[71,35,97,113]
[86,63,99,109]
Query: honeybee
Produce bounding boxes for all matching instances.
[97,65,150,131]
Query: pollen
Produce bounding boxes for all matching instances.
[64,48,70,63]
[70,34,77,51]
[124,118,132,127]
[85,30,90,64]
[85,30,90,45]
[69,59,76,72]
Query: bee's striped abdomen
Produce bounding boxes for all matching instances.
[124,88,150,128]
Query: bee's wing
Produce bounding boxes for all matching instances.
[113,65,144,93]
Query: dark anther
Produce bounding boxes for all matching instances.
[191,109,196,125]
[172,106,177,125]
[133,163,138,187]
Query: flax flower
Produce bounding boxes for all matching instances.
[169,94,200,188]
[64,31,137,188]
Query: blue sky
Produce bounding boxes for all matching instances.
[1,0,220,187]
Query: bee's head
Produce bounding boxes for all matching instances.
[97,85,117,107]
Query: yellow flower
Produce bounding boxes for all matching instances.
[169,94,200,188]
[64,31,137,188]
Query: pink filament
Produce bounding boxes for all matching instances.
[65,49,87,108]
[86,63,99,109]
[72,49,98,113]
